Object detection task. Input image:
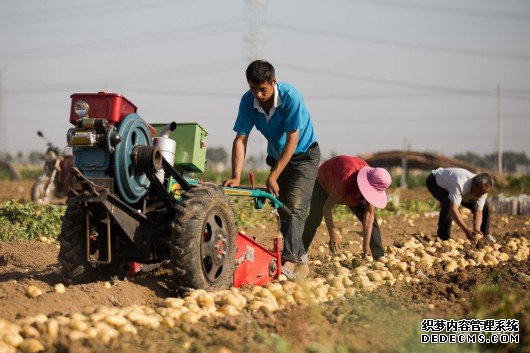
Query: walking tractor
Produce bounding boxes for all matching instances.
[61,92,287,292]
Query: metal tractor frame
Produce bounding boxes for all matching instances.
[59,92,286,292]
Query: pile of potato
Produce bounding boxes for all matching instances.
[0,234,528,352]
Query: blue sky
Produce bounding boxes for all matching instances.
[1,0,529,161]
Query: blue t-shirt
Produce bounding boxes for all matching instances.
[232,82,317,160]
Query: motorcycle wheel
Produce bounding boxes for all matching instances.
[31,177,55,205]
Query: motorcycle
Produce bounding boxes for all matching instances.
[31,131,73,204]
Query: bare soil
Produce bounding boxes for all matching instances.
[0,184,529,353]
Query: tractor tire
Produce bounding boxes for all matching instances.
[58,204,128,283]
[31,178,55,205]
[171,184,236,292]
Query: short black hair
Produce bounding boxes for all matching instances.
[246,60,275,84]
[472,173,494,188]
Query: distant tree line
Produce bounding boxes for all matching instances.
[454,151,529,173]
[2,149,528,174]
[0,151,44,164]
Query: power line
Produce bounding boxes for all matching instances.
[275,62,530,101]
[2,20,244,61]
[97,60,241,85]
[8,59,240,86]
[408,133,530,142]
[6,83,530,102]
[321,113,529,124]
[9,90,525,125]
[1,86,514,100]
[505,88,530,94]
[0,0,148,20]
[305,92,454,99]
[122,86,530,101]
[323,133,530,143]
[268,22,530,62]
[303,92,530,100]
[340,0,530,23]
[101,88,456,99]
[3,59,529,103]
[0,0,180,26]
[1,60,242,94]
[126,87,239,98]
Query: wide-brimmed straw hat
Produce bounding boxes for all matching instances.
[357,166,392,208]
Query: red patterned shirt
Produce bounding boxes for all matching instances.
[317,156,368,206]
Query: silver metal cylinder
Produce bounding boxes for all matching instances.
[153,136,176,182]
[160,121,177,138]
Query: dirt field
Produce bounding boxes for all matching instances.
[0,183,529,353]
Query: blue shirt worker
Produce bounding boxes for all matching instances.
[223,60,320,279]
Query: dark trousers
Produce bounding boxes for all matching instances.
[426,173,490,240]
[267,144,320,263]
[301,181,385,259]
[59,156,74,194]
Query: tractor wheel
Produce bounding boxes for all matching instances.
[58,204,128,283]
[31,178,55,205]
[171,184,236,292]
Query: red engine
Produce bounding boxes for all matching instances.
[69,92,137,125]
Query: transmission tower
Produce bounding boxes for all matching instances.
[244,0,267,62]
[244,0,268,168]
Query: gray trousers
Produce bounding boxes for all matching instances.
[267,144,320,263]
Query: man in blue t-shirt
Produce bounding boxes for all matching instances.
[223,60,320,279]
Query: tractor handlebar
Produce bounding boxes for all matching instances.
[223,186,290,216]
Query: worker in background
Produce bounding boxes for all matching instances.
[302,155,391,259]
[57,146,74,197]
[223,60,320,280]
[426,167,495,242]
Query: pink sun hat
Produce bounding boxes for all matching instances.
[357,166,392,208]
